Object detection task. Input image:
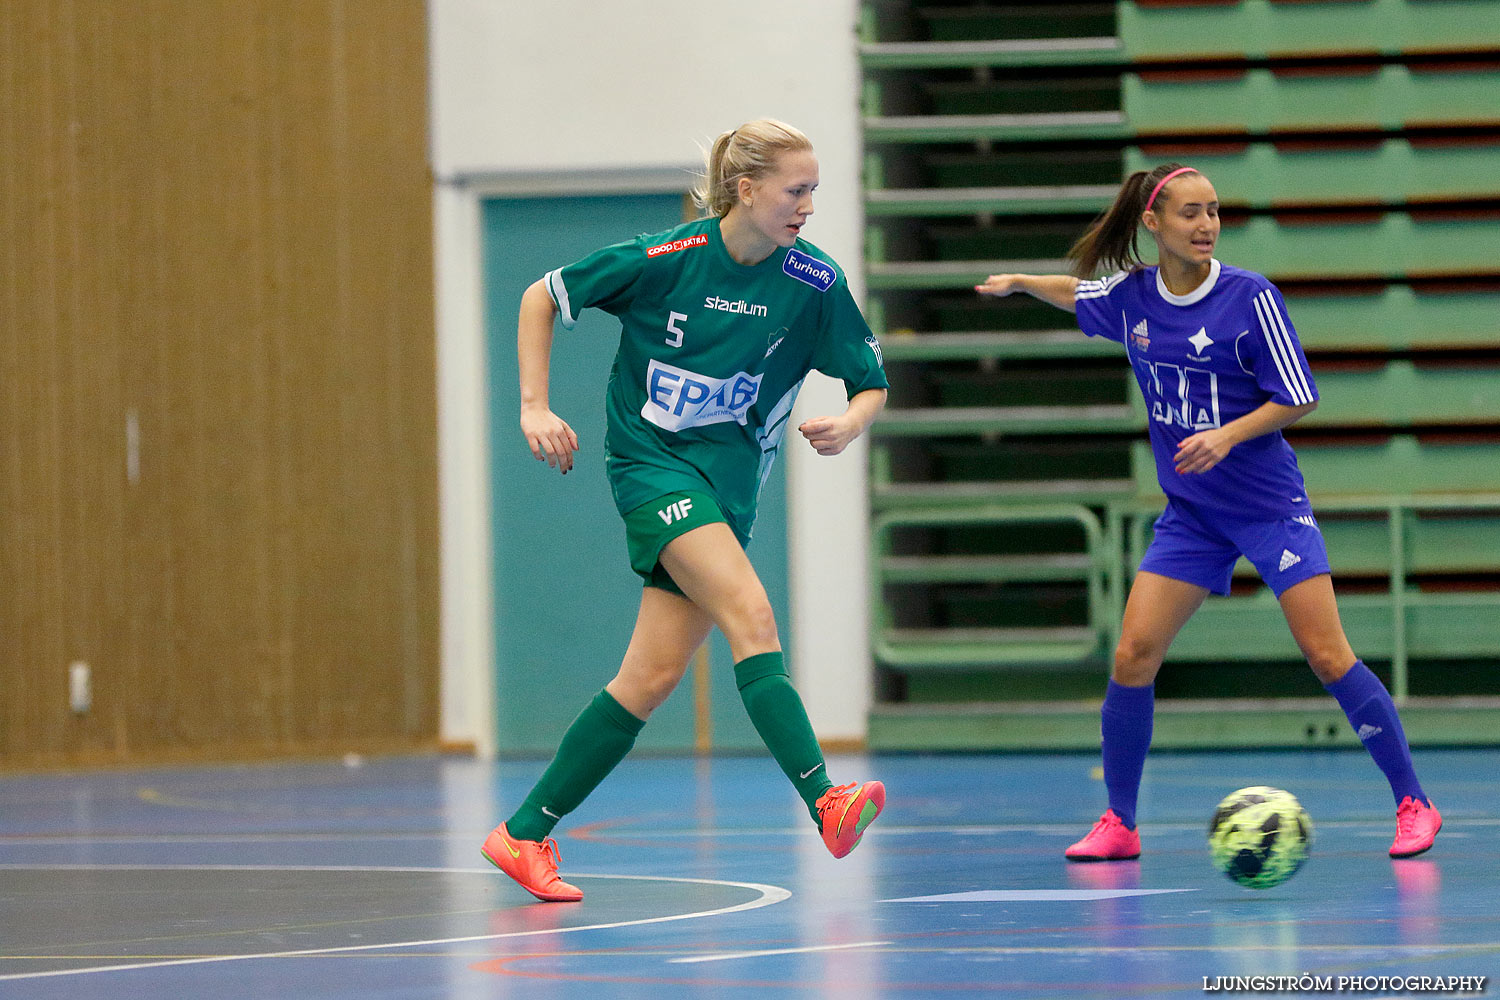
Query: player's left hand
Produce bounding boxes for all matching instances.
[799,414,860,456]
[1174,428,1234,474]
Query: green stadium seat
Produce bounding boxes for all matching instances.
[1120,0,1500,62]
[1166,591,1500,662]
[914,4,1114,44]
[859,37,1125,71]
[1219,510,1500,578]
[879,329,1121,362]
[1282,284,1500,352]
[1133,436,1500,499]
[1124,64,1500,136]
[923,75,1121,116]
[1218,212,1500,280]
[870,443,1136,511]
[1124,138,1500,209]
[1307,362,1500,427]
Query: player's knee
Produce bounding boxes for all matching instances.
[1113,634,1165,685]
[723,595,778,649]
[615,662,687,716]
[1303,646,1354,685]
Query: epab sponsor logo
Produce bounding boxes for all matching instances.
[646,234,708,257]
[642,359,762,432]
[783,248,835,291]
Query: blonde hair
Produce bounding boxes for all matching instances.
[691,119,814,218]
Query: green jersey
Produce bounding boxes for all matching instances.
[544,216,887,536]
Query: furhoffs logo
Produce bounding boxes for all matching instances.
[783,248,835,291]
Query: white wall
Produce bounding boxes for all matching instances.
[429,0,874,753]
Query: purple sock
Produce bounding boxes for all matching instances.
[1101,679,1155,830]
[1324,660,1427,807]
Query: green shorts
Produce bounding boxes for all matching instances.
[622,491,749,595]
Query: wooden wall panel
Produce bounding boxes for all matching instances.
[1,0,439,767]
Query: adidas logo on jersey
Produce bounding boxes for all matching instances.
[1278,549,1302,572]
[1356,723,1384,742]
[1130,319,1150,352]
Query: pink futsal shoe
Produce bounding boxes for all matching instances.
[481,823,584,902]
[1065,809,1141,861]
[816,781,885,858]
[1390,797,1442,858]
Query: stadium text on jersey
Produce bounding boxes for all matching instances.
[704,295,768,317]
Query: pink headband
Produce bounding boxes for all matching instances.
[1146,167,1198,211]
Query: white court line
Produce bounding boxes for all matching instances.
[670,940,892,964]
[883,889,1196,903]
[0,866,790,983]
[2,816,1497,846]
[0,832,461,846]
[0,863,523,873]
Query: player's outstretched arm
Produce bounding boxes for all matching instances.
[517,279,580,475]
[798,387,887,457]
[975,273,1080,313]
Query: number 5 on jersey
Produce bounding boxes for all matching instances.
[666,311,687,348]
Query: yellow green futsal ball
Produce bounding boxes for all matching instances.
[1208,786,1312,889]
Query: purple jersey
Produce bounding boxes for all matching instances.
[1074,260,1318,519]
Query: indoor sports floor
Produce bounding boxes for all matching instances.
[1,748,1495,998]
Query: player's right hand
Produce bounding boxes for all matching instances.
[520,406,579,475]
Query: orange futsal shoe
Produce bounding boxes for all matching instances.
[816,780,885,859]
[1390,797,1442,859]
[481,823,584,902]
[1065,809,1141,861]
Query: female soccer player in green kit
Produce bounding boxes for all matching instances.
[481,120,889,901]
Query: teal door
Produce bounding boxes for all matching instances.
[482,194,782,754]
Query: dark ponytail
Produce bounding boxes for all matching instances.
[1065,162,1194,277]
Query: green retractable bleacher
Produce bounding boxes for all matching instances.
[860,0,1500,751]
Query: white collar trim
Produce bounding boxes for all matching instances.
[1156,259,1220,307]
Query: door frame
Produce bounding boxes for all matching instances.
[432,167,693,758]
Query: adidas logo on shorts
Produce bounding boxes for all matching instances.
[1356,723,1384,741]
[1278,549,1302,572]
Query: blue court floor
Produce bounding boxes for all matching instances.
[0,748,1495,998]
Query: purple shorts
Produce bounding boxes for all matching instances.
[1138,498,1332,597]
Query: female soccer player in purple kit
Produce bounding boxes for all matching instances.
[975,164,1441,861]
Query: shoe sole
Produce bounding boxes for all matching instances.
[1065,852,1141,862]
[827,782,885,859]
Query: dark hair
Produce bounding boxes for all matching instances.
[1065,163,1196,277]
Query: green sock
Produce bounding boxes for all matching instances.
[734,651,834,823]
[506,689,645,842]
